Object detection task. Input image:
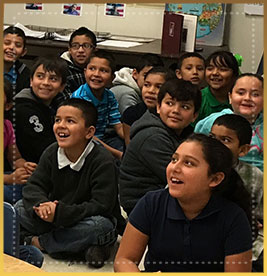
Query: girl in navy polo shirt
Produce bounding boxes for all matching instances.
[114,133,252,272]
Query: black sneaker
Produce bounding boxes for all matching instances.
[85,245,111,268]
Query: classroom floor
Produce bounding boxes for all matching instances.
[40,208,145,272]
[41,240,120,272]
[41,237,145,272]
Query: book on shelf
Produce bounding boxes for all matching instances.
[161,11,184,57]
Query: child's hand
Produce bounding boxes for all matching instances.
[33,200,58,222]
[11,168,30,184]
[24,162,37,174]
[257,220,263,229]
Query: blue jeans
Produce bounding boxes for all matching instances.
[15,200,117,255]
[102,133,124,152]
[4,184,25,204]
[19,245,44,268]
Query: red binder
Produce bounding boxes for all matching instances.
[161,11,184,57]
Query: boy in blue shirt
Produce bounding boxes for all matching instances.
[15,98,124,268]
[72,50,124,158]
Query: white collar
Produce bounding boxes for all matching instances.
[57,139,95,171]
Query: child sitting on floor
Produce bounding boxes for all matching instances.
[122,66,171,145]
[111,53,164,115]
[195,73,263,171]
[192,51,239,126]
[175,52,205,87]
[15,98,125,268]
[14,56,68,163]
[119,79,201,215]
[4,79,37,204]
[209,114,263,272]
[72,49,124,158]
[3,26,30,94]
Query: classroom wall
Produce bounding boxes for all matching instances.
[226,4,263,74]
[3,3,165,38]
[3,3,263,73]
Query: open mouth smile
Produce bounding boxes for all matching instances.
[170,177,184,184]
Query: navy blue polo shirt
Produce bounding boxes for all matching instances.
[129,189,252,272]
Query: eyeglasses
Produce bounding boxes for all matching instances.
[70,43,95,50]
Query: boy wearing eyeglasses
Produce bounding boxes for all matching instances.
[61,27,96,99]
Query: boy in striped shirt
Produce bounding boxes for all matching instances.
[72,50,124,159]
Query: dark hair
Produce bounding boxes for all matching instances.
[157,79,202,113]
[177,52,205,70]
[230,72,264,93]
[186,133,233,177]
[69,27,97,47]
[4,79,15,120]
[135,53,164,73]
[213,114,252,146]
[185,133,253,228]
[31,56,68,84]
[88,49,116,74]
[144,66,174,81]
[58,98,98,127]
[4,26,26,49]
[205,51,239,77]
[4,79,13,104]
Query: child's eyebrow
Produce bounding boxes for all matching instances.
[180,101,193,105]
[221,135,233,140]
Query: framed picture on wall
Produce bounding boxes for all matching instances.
[25,3,43,10]
[62,3,81,16]
[105,3,125,17]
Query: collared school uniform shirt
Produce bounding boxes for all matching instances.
[129,188,252,272]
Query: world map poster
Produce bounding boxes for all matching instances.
[165,3,227,46]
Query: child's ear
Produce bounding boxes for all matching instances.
[238,144,251,157]
[209,172,225,188]
[132,68,139,81]
[21,47,27,58]
[85,126,96,139]
[111,73,115,83]
[175,69,182,79]
[228,92,232,104]
[156,103,161,114]
[59,83,66,92]
[191,111,199,123]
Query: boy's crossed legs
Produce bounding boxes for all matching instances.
[15,199,117,268]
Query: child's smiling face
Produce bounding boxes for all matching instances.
[157,93,197,135]
[3,33,26,64]
[54,105,95,161]
[30,65,65,105]
[84,57,113,96]
[229,76,263,123]
[205,58,234,93]
[167,141,219,201]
